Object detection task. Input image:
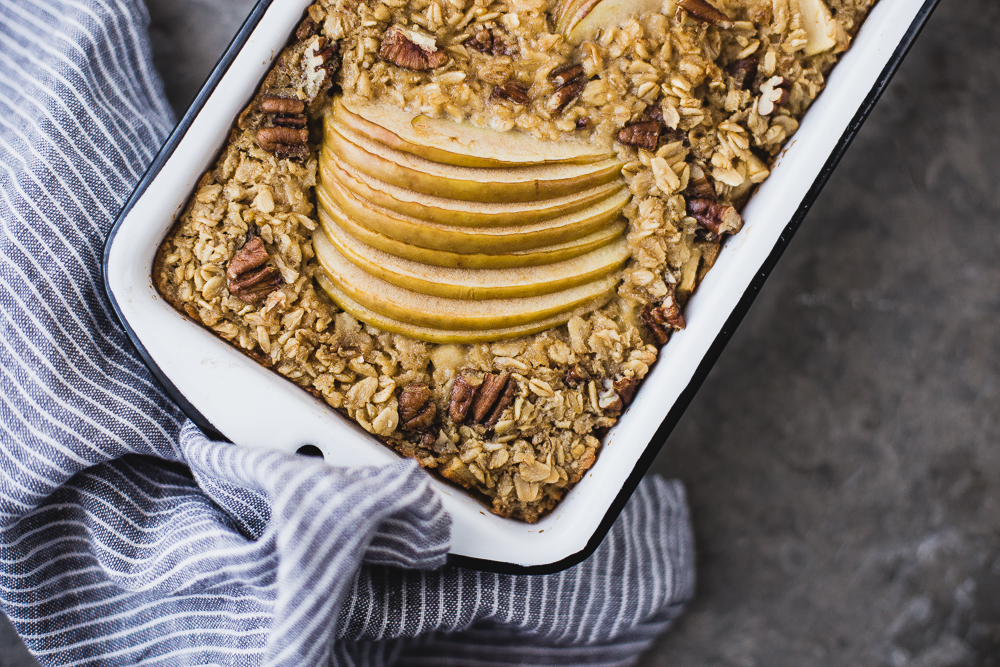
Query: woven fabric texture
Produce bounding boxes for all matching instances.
[0,0,695,665]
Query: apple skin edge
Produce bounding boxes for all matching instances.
[319,153,627,227]
[331,100,611,168]
[313,230,622,331]
[317,165,631,254]
[317,204,628,270]
[564,0,664,44]
[324,123,624,203]
[315,272,604,344]
[322,215,632,301]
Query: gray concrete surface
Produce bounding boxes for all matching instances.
[642,2,1000,665]
[2,0,998,665]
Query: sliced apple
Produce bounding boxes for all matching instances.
[317,205,627,269]
[324,120,624,203]
[314,231,620,330]
[316,272,591,344]
[561,0,602,36]
[332,99,611,168]
[318,172,630,253]
[322,217,631,300]
[320,153,626,227]
[554,0,592,34]
[566,0,665,44]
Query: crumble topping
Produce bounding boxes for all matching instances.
[155,0,877,522]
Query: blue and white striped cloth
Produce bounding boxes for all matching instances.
[0,0,695,664]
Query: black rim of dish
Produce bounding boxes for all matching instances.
[104,0,943,575]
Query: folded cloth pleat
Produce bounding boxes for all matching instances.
[0,1,695,665]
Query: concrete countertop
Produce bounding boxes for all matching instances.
[2,1,998,665]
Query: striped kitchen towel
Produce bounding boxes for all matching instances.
[0,0,695,665]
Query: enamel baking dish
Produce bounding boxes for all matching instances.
[105,0,940,573]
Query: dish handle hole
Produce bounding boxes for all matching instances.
[296,444,324,459]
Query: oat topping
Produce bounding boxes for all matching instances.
[154,0,878,522]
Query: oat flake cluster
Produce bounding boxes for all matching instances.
[155,0,876,522]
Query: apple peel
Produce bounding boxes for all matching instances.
[563,0,664,44]
[322,217,631,301]
[324,121,624,203]
[316,201,628,269]
[319,151,627,228]
[313,231,620,331]
[334,99,611,167]
[315,273,597,344]
[317,163,631,253]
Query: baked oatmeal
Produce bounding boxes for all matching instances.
[155,0,878,522]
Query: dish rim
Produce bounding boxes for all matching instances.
[104,0,941,574]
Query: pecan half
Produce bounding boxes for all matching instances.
[565,365,591,386]
[648,103,664,123]
[449,370,515,428]
[256,126,308,152]
[685,164,717,200]
[613,376,638,406]
[257,95,309,158]
[728,58,759,91]
[678,0,734,28]
[227,236,281,305]
[227,235,267,280]
[449,373,478,424]
[314,40,342,77]
[547,78,585,115]
[546,65,586,115]
[470,372,511,424]
[687,198,743,240]
[483,378,516,429]
[296,17,319,40]
[493,81,530,105]
[260,96,305,115]
[641,296,686,345]
[465,28,511,56]
[617,121,661,152]
[228,266,281,305]
[380,27,448,71]
[550,64,584,88]
[400,384,436,432]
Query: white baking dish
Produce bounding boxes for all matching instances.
[105,0,939,573]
